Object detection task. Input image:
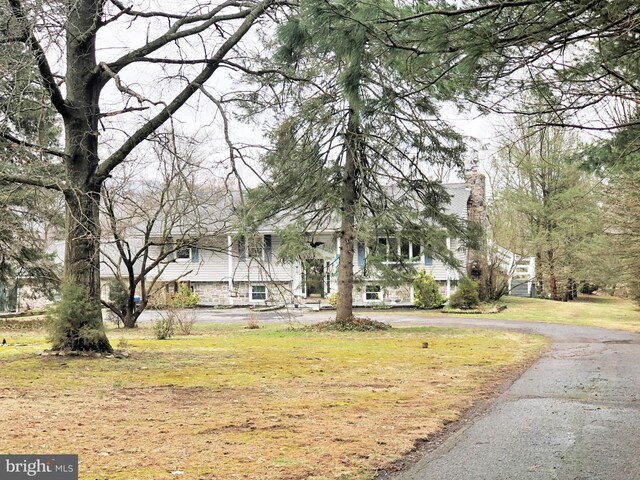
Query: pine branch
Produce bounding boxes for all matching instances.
[0,133,67,159]
[0,173,65,191]
[7,0,69,118]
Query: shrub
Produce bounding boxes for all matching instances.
[175,309,197,335]
[105,310,123,328]
[171,283,199,308]
[152,312,175,340]
[46,280,112,352]
[579,282,599,295]
[246,313,260,329]
[107,279,129,314]
[449,276,480,310]
[326,292,338,308]
[413,271,445,309]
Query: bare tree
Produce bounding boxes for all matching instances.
[0,0,285,351]
[100,135,230,328]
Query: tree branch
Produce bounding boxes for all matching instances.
[98,62,166,106]
[0,132,67,159]
[379,0,543,23]
[8,0,69,118]
[0,173,65,191]
[99,0,255,80]
[94,0,277,183]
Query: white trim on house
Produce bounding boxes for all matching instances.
[227,235,234,305]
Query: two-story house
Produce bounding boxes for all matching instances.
[132,169,487,307]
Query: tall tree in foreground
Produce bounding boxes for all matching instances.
[242,0,472,320]
[0,0,282,351]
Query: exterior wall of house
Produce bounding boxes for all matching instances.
[230,235,295,283]
[152,236,229,282]
[190,280,294,305]
[16,285,53,311]
[464,167,487,278]
[98,178,485,308]
[191,281,230,305]
[353,236,467,285]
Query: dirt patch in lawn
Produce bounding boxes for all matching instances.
[0,326,547,479]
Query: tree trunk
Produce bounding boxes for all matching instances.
[336,109,360,321]
[123,276,138,328]
[535,253,543,297]
[51,0,112,352]
[57,186,112,352]
[123,310,137,329]
[546,248,559,301]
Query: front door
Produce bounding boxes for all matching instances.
[304,259,325,298]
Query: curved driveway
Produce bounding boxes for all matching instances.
[360,314,640,480]
[140,307,640,478]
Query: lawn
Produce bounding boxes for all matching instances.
[0,322,546,480]
[480,294,640,333]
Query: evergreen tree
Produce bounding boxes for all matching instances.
[582,116,640,301]
[394,1,639,131]
[0,38,62,305]
[241,0,473,320]
[491,106,604,300]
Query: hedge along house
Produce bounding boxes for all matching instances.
[115,168,488,307]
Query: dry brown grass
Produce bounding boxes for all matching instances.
[0,323,547,479]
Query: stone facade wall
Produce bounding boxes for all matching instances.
[192,281,294,306]
[192,282,232,306]
[352,283,412,304]
[382,285,413,304]
[17,285,54,311]
[350,280,457,305]
[465,167,487,279]
[465,166,487,228]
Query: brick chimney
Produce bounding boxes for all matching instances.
[465,166,487,279]
[465,166,486,228]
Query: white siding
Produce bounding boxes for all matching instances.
[353,237,466,282]
[134,236,230,283]
[230,235,294,282]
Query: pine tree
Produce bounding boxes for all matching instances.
[490,105,604,300]
[0,38,62,306]
[241,0,472,320]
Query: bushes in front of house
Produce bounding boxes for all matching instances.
[413,271,445,309]
[449,276,480,310]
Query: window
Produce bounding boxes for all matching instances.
[237,235,273,262]
[365,285,382,301]
[378,237,421,263]
[251,285,267,301]
[175,245,199,262]
[247,236,263,259]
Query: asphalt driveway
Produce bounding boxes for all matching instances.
[139,307,640,479]
[361,314,640,480]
